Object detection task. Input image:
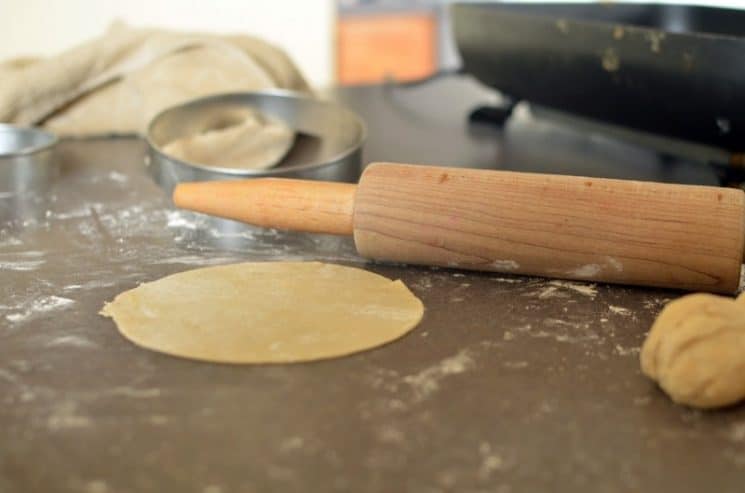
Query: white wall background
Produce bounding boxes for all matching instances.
[0,0,336,87]
[3,0,743,88]
[510,0,745,5]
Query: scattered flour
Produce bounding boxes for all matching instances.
[548,280,597,298]
[729,422,745,443]
[0,368,18,383]
[5,296,75,323]
[45,335,98,349]
[503,361,529,370]
[404,349,476,401]
[608,305,632,316]
[63,279,117,291]
[107,171,128,183]
[633,396,651,406]
[153,255,244,266]
[528,280,597,300]
[0,251,46,271]
[535,286,569,300]
[614,344,640,356]
[166,210,201,230]
[478,442,511,479]
[491,260,519,271]
[85,480,110,493]
[280,436,305,453]
[106,387,161,399]
[489,277,523,284]
[412,277,434,291]
[567,264,601,278]
[46,204,101,220]
[643,298,669,310]
[502,319,602,345]
[0,236,23,247]
[46,401,91,431]
[606,257,623,272]
[0,259,46,271]
[376,425,405,445]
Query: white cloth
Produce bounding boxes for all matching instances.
[0,23,310,169]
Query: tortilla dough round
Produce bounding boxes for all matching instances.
[100,262,424,364]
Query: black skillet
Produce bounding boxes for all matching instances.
[452,2,745,153]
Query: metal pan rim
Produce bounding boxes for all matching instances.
[0,124,58,158]
[145,89,367,178]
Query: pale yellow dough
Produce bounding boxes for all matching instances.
[640,293,745,409]
[100,262,424,364]
[161,108,293,170]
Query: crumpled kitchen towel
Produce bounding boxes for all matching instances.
[0,22,310,170]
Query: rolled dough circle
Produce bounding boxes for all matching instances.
[101,262,424,364]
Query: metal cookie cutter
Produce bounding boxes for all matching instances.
[145,90,366,192]
[0,124,58,195]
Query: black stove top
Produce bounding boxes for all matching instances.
[332,74,742,189]
[474,100,744,187]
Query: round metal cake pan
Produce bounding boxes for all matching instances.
[145,90,366,192]
[0,124,58,195]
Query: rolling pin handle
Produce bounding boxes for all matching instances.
[173,178,357,236]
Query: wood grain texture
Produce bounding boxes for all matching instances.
[173,178,356,235]
[353,163,745,293]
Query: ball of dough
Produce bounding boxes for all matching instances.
[640,293,745,409]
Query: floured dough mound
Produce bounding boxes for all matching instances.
[640,293,745,409]
[101,262,424,364]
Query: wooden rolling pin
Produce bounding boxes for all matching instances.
[173,163,745,293]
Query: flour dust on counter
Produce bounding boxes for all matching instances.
[363,346,484,414]
[403,348,476,402]
[401,267,648,361]
[528,280,598,300]
[0,250,46,271]
[5,295,75,325]
[5,76,745,492]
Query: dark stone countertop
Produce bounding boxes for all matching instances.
[2,75,743,493]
